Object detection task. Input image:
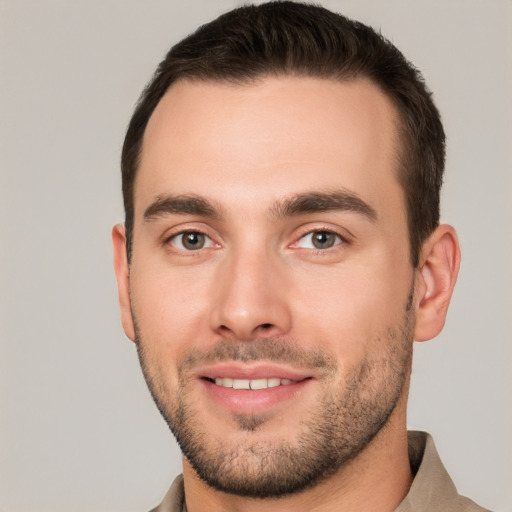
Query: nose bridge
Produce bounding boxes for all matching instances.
[210,240,291,339]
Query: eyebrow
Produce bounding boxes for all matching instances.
[144,194,220,221]
[270,190,377,222]
[143,189,377,223]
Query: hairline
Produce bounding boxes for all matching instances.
[130,72,416,263]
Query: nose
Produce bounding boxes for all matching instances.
[210,246,292,341]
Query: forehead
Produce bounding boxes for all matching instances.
[136,76,403,220]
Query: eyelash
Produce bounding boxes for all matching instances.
[162,226,349,254]
[164,229,217,253]
[292,227,349,252]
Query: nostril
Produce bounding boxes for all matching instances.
[215,321,280,339]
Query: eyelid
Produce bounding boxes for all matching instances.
[170,232,215,250]
[162,224,220,252]
[290,224,351,250]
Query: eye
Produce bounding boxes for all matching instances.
[169,231,214,251]
[296,230,343,250]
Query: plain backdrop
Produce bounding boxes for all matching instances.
[1,1,510,511]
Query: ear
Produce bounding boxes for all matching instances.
[112,224,136,342]
[413,224,461,342]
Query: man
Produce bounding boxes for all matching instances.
[112,2,491,511]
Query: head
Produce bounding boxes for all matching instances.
[113,1,459,501]
[121,1,445,268]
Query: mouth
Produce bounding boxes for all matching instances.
[205,376,300,390]
[196,363,314,415]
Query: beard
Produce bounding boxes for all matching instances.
[135,300,414,499]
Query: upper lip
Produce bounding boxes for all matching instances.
[195,362,313,381]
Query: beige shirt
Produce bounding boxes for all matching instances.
[150,431,491,512]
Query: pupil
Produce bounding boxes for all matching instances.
[313,231,334,249]
[184,232,204,250]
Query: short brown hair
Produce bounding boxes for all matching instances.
[121,1,445,266]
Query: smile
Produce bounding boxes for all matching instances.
[212,377,297,389]
[196,363,315,414]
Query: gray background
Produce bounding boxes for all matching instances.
[1,1,510,511]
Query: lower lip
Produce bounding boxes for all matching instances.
[201,378,312,415]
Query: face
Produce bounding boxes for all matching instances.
[121,76,417,497]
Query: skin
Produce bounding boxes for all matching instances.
[113,76,460,512]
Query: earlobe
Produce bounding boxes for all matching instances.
[112,224,136,342]
[413,224,461,342]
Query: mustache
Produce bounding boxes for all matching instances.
[178,338,336,374]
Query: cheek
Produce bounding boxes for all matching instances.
[129,263,213,358]
[290,258,411,363]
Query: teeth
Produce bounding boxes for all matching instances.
[215,377,233,387]
[249,378,267,390]
[267,378,281,388]
[213,377,296,389]
[233,379,250,389]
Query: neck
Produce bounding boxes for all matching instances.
[182,406,413,512]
